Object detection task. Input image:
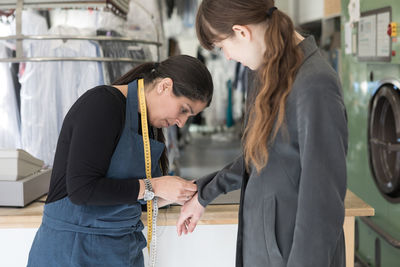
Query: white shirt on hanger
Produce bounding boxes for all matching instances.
[19,24,103,165]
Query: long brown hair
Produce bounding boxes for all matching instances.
[113,55,213,174]
[196,0,303,172]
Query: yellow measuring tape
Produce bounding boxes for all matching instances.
[137,79,154,252]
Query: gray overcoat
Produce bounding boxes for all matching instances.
[196,36,348,267]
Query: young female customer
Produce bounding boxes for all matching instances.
[177,1,348,266]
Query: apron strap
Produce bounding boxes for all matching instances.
[127,80,139,133]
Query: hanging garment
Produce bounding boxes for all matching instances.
[0,10,48,150]
[48,8,154,63]
[232,63,247,122]
[0,43,20,148]
[48,8,153,63]
[27,80,165,267]
[166,126,180,175]
[49,9,126,34]
[97,29,146,84]
[10,10,48,36]
[19,26,103,165]
[127,0,161,40]
[127,0,166,61]
[203,52,236,127]
[182,0,198,28]
[9,10,49,56]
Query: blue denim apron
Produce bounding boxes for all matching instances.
[28,80,165,267]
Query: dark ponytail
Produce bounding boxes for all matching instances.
[113,55,213,105]
[113,55,214,175]
[113,62,159,86]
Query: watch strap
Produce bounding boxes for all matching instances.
[144,178,153,191]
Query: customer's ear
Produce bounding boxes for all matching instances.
[232,25,252,42]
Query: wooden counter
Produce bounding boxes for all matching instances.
[0,189,374,228]
[0,190,373,267]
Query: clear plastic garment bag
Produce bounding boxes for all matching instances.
[19,25,103,165]
[0,43,21,149]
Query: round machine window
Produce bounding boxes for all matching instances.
[368,84,400,202]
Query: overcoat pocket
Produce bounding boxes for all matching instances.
[263,195,285,265]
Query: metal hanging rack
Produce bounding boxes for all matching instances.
[0,0,162,63]
[0,0,130,16]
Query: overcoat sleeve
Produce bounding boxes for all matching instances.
[196,154,245,207]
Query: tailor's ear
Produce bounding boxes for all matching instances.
[158,78,173,94]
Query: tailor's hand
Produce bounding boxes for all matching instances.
[176,193,205,236]
[152,176,197,204]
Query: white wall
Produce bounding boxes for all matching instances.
[0,229,37,267]
[275,0,298,25]
[0,225,238,267]
[297,0,324,24]
[276,0,293,18]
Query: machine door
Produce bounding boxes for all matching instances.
[368,83,400,202]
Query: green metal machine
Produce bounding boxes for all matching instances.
[341,0,400,265]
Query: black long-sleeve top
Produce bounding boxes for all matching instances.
[46,85,141,205]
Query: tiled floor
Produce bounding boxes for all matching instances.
[177,132,241,204]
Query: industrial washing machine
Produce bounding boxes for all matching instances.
[341,0,400,266]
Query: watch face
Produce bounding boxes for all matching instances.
[144,190,155,201]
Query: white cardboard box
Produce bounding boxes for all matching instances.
[0,149,44,181]
[0,168,51,207]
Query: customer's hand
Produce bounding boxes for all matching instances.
[176,193,205,235]
[157,197,173,208]
[152,176,197,205]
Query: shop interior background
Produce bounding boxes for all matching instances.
[1,0,400,266]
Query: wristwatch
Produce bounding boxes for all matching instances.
[143,179,155,201]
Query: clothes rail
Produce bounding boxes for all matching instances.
[0,35,161,62]
[0,57,148,63]
[1,0,162,62]
[0,0,129,15]
[0,35,162,46]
